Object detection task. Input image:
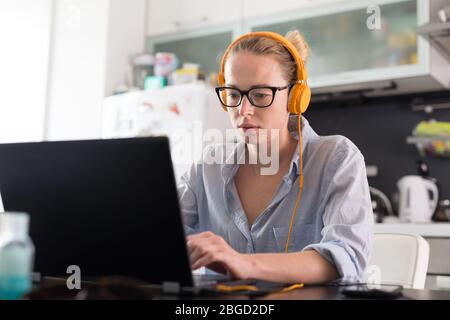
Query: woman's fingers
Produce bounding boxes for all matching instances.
[186,231,235,275]
[187,238,219,264]
[186,231,215,242]
[186,232,221,256]
[191,253,214,270]
[192,252,227,272]
[189,243,214,264]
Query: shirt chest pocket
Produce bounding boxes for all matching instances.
[273,223,317,253]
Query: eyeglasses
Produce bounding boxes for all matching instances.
[215,85,291,108]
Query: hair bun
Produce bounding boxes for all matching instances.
[285,30,309,64]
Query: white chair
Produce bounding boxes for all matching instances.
[364,233,430,289]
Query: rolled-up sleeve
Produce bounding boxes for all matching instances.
[177,164,200,236]
[303,148,373,283]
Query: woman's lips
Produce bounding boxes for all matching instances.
[239,124,260,133]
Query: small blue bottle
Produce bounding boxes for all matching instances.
[0,212,34,300]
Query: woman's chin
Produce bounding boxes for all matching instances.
[238,128,260,144]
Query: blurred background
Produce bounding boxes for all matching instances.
[1,0,450,289]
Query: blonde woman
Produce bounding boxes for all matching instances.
[177,30,373,285]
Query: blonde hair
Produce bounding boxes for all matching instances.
[226,30,309,83]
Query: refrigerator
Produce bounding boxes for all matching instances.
[102,82,233,180]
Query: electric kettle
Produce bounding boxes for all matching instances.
[397,175,439,223]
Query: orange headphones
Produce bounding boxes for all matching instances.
[217,31,311,114]
[217,31,311,253]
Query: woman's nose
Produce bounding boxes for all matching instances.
[238,95,254,117]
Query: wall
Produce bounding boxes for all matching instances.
[306,89,450,209]
[45,0,110,141]
[0,0,52,143]
[105,0,147,96]
[46,0,147,141]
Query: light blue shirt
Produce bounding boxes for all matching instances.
[177,116,373,283]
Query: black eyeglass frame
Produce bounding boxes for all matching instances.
[215,84,293,108]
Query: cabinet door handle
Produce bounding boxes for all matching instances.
[174,16,208,28]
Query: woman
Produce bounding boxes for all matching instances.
[177,30,373,285]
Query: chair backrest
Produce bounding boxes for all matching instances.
[364,233,430,289]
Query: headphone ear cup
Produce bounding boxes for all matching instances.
[298,85,311,114]
[288,84,311,114]
[288,85,301,114]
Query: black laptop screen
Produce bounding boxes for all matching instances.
[0,137,193,286]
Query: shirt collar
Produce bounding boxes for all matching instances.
[220,115,317,180]
[220,142,244,184]
[289,115,315,176]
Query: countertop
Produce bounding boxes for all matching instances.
[374,223,450,238]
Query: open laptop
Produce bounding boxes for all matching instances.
[0,137,227,293]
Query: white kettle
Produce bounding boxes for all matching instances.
[397,175,439,223]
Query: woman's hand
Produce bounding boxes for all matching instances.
[186,231,253,279]
[187,231,339,284]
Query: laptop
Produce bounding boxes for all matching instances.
[0,137,227,293]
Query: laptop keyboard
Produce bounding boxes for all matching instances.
[193,274,229,287]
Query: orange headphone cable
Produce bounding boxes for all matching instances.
[284,112,304,253]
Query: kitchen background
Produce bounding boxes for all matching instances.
[1,0,450,289]
[309,90,450,206]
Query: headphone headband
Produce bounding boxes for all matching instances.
[218,31,308,85]
[217,31,311,115]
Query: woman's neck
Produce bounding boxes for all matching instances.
[245,129,298,175]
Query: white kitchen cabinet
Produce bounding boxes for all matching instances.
[242,0,345,20]
[149,28,235,75]
[147,0,243,36]
[147,0,450,96]
[147,0,178,36]
[147,0,345,36]
[247,0,450,96]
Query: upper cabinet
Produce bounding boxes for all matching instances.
[249,0,425,89]
[149,30,234,75]
[247,0,450,96]
[147,0,346,36]
[242,0,345,20]
[147,0,243,36]
[147,0,450,96]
